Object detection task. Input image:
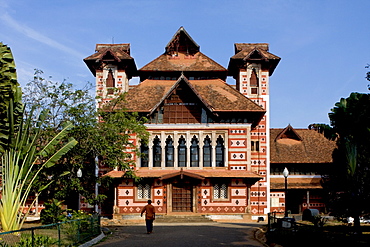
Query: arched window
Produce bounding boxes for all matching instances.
[165,136,174,167]
[216,135,224,167]
[140,143,148,167]
[203,135,212,167]
[178,136,187,167]
[250,68,259,95]
[190,135,199,167]
[153,136,161,167]
[106,69,115,94]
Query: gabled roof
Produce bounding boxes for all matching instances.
[228,43,281,76]
[160,168,205,180]
[118,76,265,114]
[165,26,200,54]
[148,74,214,115]
[84,44,133,61]
[270,126,337,164]
[231,43,280,60]
[140,27,226,73]
[139,51,227,72]
[84,44,137,76]
[104,168,263,182]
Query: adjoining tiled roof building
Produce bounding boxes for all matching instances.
[269,125,336,214]
[84,27,334,219]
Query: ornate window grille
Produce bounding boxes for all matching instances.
[138,183,151,199]
[213,183,228,199]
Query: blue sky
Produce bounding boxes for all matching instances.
[1,0,369,128]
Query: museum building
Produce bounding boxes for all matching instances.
[83,27,335,219]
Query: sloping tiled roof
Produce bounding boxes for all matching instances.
[105,168,262,180]
[231,43,280,60]
[84,43,133,61]
[270,177,323,189]
[139,52,226,72]
[270,127,337,164]
[84,44,137,77]
[120,80,175,112]
[189,79,264,112]
[228,43,281,77]
[119,77,264,113]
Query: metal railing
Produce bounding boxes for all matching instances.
[0,215,101,246]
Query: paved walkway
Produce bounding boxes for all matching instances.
[95,222,266,247]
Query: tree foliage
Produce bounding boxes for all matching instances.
[0,42,23,153]
[0,45,77,231]
[313,93,370,229]
[22,70,148,208]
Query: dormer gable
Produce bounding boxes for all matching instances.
[243,48,268,61]
[101,50,121,63]
[149,75,213,123]
[275,125,303,142]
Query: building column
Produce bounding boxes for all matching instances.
[161,131,166,168]
[148,135,153,168]
[174,132,178,168]
[199,131,204,168]
[211,131,216,168]
[186,131,191,168]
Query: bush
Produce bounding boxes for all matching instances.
[40,199,66,224]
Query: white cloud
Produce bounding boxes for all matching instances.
[0,12,85,59]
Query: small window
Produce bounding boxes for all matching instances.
[137,183,151,200]
[251,141,260,152]
[213,183,228,199]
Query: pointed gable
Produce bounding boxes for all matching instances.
[275,124,303,142]
[165,26,200,55]
[139,27,227,81]
[149,74,213,116]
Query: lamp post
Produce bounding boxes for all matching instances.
[283,167,289,217]
[77,168,82,210]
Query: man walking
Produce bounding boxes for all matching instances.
[141,200,155,234]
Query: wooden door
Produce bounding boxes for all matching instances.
[172,184,193,212]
